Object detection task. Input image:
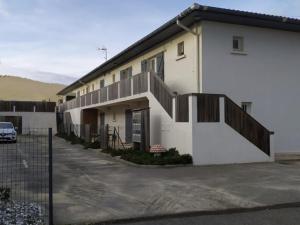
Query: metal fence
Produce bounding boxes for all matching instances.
[0,128,53,225]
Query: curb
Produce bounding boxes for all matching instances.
[71,201,300,225]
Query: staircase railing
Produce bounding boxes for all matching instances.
[149,72,175,117]
[224,96,272,156]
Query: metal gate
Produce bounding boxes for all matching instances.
[0,128,53,225]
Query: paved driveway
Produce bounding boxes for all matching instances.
[53,137,300,225]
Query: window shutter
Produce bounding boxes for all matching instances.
[120,70,125,80]
[141,60,147,73]
[156,52,164,81]
[128,67,132,77]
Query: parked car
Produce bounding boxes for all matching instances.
[0,122,17,143]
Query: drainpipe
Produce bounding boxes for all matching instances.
[176,19,201,93]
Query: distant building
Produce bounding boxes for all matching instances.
[0,101,57,134]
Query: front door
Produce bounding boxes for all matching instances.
[99,112,106,148]
[99,112,105,131]
[125,109,132,143]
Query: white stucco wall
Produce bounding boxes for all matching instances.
[148,95,193,155]
[97,100,148,142]
[69,23,200,97]
[192,96,272,165]
[0,112,57,134]
[202,21,300,154]
[149,94,272,164]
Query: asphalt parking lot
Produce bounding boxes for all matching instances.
[0,135,49,215]
[53,137,300,225]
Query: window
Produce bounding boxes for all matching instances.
[77,91,80,97]
[112,74,116,83]
[177,41,184,56]
[92,84,94,91]
[86,86,90,94]
[241,102,252,114]
[100,79,105,88]
[82,89,85,95]
[148,58,156,72]
[232,36,244,52]
[120,67,132,80]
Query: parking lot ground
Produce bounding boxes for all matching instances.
[50,137,300,225]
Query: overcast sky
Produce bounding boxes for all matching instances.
[0,0,299,84]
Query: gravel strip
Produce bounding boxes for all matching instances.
[0,201,45,225]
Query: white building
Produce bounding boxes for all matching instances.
[57,4,300,165]
[0,101,57,134]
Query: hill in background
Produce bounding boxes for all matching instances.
[0,75,65,102]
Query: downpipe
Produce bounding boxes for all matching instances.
[176,19,201,93]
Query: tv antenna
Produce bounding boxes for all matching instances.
[97,47,108,61]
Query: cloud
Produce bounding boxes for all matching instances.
[0,0,9,17]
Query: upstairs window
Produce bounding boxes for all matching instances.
[232,36,244,52]
[112,74,116,83]
[100,79,105,88]
[120,67,132,80]
[177,41,184,56]
[148,58,156,72]
[92,84,94,91]
[77,91,80,97]
[86,86,90,94]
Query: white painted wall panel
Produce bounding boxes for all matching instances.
[202,21,300,153]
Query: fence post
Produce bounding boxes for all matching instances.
[219,97,225,123]
[48,128,53,225]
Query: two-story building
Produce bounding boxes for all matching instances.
[57,4,300,165]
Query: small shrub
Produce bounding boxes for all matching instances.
[0,187,10,202]
[101,147,193,165]
[84,141,100,149]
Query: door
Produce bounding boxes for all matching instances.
[99,112,105,131]
[125,109,133,143]
[99,112,106,148]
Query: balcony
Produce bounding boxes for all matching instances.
[58,72,174,117]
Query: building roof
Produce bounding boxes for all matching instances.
[58,3,300,95]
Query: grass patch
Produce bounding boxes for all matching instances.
[102,148,192,165]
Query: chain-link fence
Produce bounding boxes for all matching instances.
[0,128,53,225]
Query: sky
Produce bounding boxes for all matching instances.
[0,0,299,85]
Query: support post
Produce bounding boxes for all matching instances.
[147,72,151,93]
[48,128,53,225]
[219,97,225,123]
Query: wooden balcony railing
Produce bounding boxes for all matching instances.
[108,82,119,101]
[59,72,177,120]
[59,72,149,112]
[100,87,108,103]
[120,78,131,98]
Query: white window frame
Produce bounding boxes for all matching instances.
[241,102,252,114]
[232,36,244,52]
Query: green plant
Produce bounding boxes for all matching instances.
[102,147,193,165]
[84,141,100,149]
[0,187,10,202]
